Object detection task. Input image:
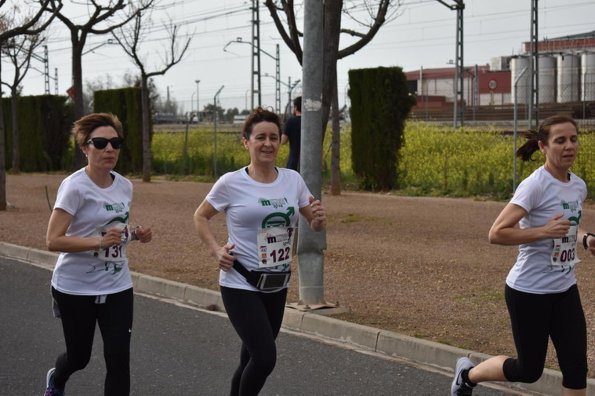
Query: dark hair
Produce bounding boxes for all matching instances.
[293,96,302,113]
[73,113,124,147]
[516,115,578,161]
[242,107,281,139]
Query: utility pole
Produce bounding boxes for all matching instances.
[195,79,200,122]
[251,0,261,109]
[31,44,50,94]
[54,67,58,95]
[295,0,327,307]
[213,85,224,177]
[275,43,280,113]
[529,0,539,128]
[224,38,280,111]
[437,0,465,128]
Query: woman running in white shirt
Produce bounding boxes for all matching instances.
[194,107,326,395]
[451,115,594,396]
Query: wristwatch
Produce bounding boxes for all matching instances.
[583,232,595,250]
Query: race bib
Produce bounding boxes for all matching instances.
[257,227,295,268]
[550,224,580,267]
[93,223,129,262]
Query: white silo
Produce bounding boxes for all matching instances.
[511,56,530,104]
[581,52,595,102]
[557,53,580,103]
[538,56,556,104]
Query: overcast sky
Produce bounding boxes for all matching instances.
[11,0,595,113]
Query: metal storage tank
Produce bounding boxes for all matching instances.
[538,56,556,104]
[557,53,580,103]
[511,56,530,104]
[581,52,595,101]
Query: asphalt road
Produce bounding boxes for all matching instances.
[1,256,518,395]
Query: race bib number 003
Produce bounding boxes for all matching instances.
[257,227,295,268]
[551,224,580,267]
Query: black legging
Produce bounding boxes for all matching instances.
[51,287,134,396]
[503,284,587,389]
[221,286,288,396]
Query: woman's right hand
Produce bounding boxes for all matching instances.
[542,213,571,239]
[101,227,126,248]
[214,242,235,272]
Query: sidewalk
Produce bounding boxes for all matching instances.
[2,241,592,396]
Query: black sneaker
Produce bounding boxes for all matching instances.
[44,368,65,396]
[451,357,474,395]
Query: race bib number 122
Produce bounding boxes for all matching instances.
[257,227,295,268]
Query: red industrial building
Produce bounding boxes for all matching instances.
[405,31,595,119]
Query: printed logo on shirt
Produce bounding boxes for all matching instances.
[560,200,581,225]
[102,212,129,227]
[259,197,289,209]
[104,202,126,213]
[261,206,295,228]
[561,200,578,212]
[86,262,124,275]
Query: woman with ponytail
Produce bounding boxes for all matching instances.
[451,115,594,396]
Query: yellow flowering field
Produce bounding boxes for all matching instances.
[152,122,594,199]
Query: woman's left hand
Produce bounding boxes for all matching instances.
[309,196,326,231]
[134,226,152,243]
[587,236,595,257]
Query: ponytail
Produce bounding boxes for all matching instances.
[516,130,541,161]
[516,115,578,162]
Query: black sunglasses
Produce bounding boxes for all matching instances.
[86,137,124,150]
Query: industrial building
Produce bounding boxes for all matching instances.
[405,31,595,121]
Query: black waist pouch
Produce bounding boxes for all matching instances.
[232,260,291,291]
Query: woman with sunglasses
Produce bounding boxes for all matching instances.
[44,113,152,396]
[194,107,326,395]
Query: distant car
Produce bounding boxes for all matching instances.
[153,113,184,124]
[233,115,247,125]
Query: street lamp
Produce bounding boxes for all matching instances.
[195,79,200,122]
[223,38,280,111]
[263,73,300,115]
[82,38,116,56]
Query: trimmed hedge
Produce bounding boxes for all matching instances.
[94,88,144,175]
[348,67,416,190]
[2,95,73,171]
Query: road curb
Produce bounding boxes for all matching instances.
[2,241,592,395]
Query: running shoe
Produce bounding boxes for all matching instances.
[451,357,475,396]
[44,368,65,396]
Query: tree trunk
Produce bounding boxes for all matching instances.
[0,54,6,211]
[10,90,20,173]
[141,75,152,182]
[72,36,86,169]
[321,0,342,141]
[330,77,341,195]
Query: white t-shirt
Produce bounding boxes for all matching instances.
[206,167,312,291]
[51,168,134,295]
[506,166,587,294]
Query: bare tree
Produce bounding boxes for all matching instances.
[54,0,153,166]
[0,0,62,211]
[2,32,45,173]
[264,0,400,195]
[112,8,190,182]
